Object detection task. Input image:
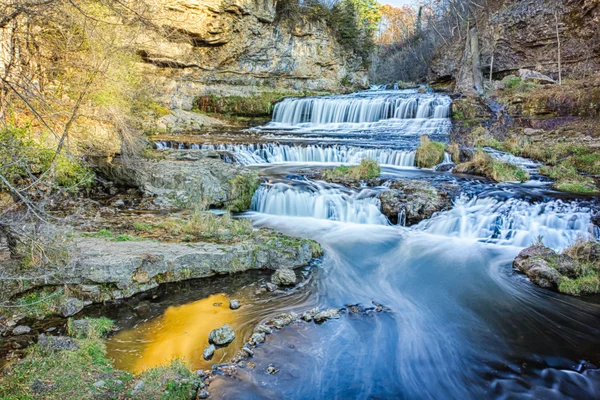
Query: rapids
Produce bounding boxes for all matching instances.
[114,89,600,399]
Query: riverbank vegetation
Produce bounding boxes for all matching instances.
[0,317,203,399]
[454,149,529,183]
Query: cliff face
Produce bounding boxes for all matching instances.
[135,0,367,110]
[429,0,600,87]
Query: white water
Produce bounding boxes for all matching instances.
[271,94,450,125]
[417,196,595,250]
[251,183,388,225]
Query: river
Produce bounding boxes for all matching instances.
[108,88,600,399]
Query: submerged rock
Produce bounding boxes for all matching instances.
[203,344,216,361]
[378,180,450,225]
[271,268,296,286]
[208,324,235,346]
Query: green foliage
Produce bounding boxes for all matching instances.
[132,222,153,231]
[559,274,600,296]
[454,149,529,183]
[503,76,522,89]
[0,126,93,193]
[415,135,445,168]
[539,163,599,194]
[156,210,254,242]
[226,172,260,212]
[2,288,65,319]
[83,228,114,238]
[68,317,115,339]
[323,158,381,181]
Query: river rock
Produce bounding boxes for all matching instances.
[271,268,296,286]
[250,332,266,345]
[208,324,235,346]
[313,308,340,323]
[37,334,79,352]
[514,244,568,289]
[12,325,31,335]
[197,388,211,399]
[203,344,215,361]
[229,299,240,310]
[61,297,88,317]
[378,180,450,225]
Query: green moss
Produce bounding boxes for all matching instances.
[132,222,153,231]
[323,158,381,181]
[225,172,260,213]
[559,274,600,296]
[1,288,65,319]
[415,135,445,168]
[83,228,114,238]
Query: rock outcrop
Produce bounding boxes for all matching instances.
[135,0,367,112]
[0,230,320,305]
[101,150,259,211]
[430,0,600,87]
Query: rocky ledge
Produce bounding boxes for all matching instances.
[1,230,321,316]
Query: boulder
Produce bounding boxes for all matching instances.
[61,297,88,317]
[208,324,235,346]
[37,334,80,352]
[229,299,240,310]
[378,180,450,225]
[518,69,555,85]
[12,325,31,335]
[313,308,340,323]
[271,268,296,286]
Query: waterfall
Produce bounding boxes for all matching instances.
[417,196,596,250]
[251,183,389,225]
[269,92,451,126]
[155,142,418,167]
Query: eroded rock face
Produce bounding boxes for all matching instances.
[378,180,451,226]
[430,0,600,87]
[135,0,367,111]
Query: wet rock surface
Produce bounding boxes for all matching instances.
[209,324,235,346]
[271,269,296,286]
[37,334,80,352]
[378,180,451,226]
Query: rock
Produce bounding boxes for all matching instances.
[527,264,563,289]
[229,299,240,310]
[242,345,254,357]
[523,128,543,136]
[378,180,450,225]
[197,389,211,399]
[111,199,125,208]
[37,334,79,352]
[208,324,235,346]
[30,379,54,394]
[313,308,340,323]
[417,86,427,93]
[157,109,225,133]
[434,163,454,172]
[265,282,278,292]
[131,380,145,395]
[203,344,215,361]
[61,297,86,317]
[514,244,566,289]
[266,364,279,374]
[69,319,92,338]
[250,332,266,345]
[271,268,296,286]
[12,325,31,335]
[254,325,272,334]
[93,380,106,388]
[133,302,151,316]
[518,69,555,85]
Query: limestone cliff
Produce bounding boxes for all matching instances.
[429,0,600,88]
[134,0,368,111]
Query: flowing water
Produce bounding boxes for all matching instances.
[109,89,600,399]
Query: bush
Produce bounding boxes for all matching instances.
[415,135,445,168]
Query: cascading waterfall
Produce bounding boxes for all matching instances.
[417,196,596,250]
[269,93,451,126]
[251,183,388,225]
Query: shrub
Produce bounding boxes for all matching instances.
[415,135,445,168]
